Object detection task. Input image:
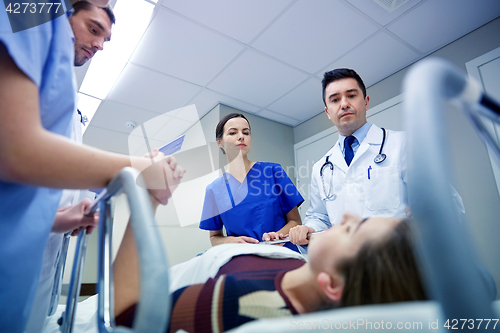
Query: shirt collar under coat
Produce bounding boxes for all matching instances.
[323,124,384,174]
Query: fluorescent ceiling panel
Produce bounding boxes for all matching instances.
[79,0,155,99]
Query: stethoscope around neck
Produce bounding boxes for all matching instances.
[319,127,387,201]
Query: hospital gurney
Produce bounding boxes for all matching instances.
[58,167,171,333]
[404,58,500,323]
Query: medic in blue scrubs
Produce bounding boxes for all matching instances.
[199,113,304,252]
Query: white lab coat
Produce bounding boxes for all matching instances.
[304,124,409,232]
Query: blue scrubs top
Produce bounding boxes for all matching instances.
[0,7,75,332]
[200,162,304,251]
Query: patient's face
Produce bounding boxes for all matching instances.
[308,212,401,274]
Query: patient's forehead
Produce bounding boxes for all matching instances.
[353,217,400,246]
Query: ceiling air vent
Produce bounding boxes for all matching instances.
[373,0,411,13]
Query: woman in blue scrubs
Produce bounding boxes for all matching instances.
[199,113,304,251]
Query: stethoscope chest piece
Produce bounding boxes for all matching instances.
[374,153,386,164]
[373,128,387,164]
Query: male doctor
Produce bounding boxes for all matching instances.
[289,68,409,245]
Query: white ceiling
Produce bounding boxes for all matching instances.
[80,0,500,155]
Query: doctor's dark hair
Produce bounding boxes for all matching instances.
[337,218,427,307]
[215,113,251,154]
[322,68,366,106]
[72,0,116,25]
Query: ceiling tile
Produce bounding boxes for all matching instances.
[170,104,203,123]
[107,63,201,114]
[83,126,131,154]
[160,0,293,44]
[187,88,261,117]
[132,137,167,157]
[88,100,162,135]
[323,31,420,87]
[130,9,244,86]
[346,0,422,27]
[207,49,309,107]
[251,0,379,74]
[387,0,500,53]
[267,78,324,122]
[128,110,176,139]
[256,110,298,126]
[152,117,194,143]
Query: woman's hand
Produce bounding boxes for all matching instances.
[52,198,99,235]
[262,231,286,242]
[209,230,259,245]
[225,236,259,244]
[288,225,316,245]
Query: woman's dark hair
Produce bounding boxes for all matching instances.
[73,0,116,25]
[322,68,366,106]
[337,219,427,307]
[215,113,251,154]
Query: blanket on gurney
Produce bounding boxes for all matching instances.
[43,244,306,333]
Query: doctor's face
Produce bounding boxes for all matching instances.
[217,117,252,158]
[69,5,112,66]
[308,212,401,275]
[324,78,369,137]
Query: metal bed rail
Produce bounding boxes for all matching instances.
[403,58,500,326]
[59,167,171,333]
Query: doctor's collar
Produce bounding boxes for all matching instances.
[338,122,371,150]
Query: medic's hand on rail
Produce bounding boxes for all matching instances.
[405,206,413,218]
[262,231,286,242]
[288,225,316,245]
[52,198,99,235]
[137,149,186,205]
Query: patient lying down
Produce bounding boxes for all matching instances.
[112,201,427,332]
